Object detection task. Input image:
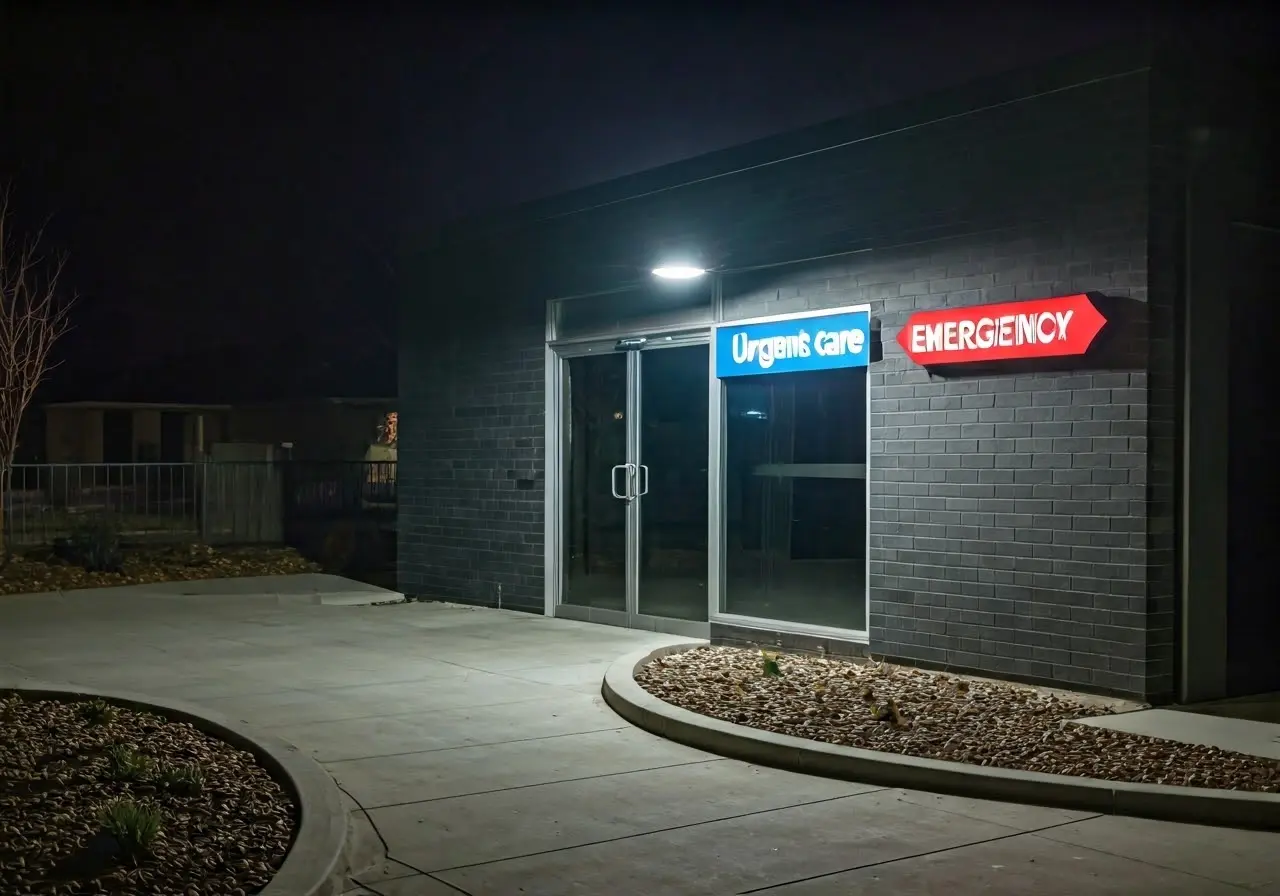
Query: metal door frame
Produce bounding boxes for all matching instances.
[545,332,711,639]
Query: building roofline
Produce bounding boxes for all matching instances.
[43,397,395,411]
[230,397,396,408]
[43,401,234,411]
[433,39,1152,245]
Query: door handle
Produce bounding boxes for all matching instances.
[610,463,636,500]
[637,464,650,497]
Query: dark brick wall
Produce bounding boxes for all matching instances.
[722,213,1159,699]
[400,53,1177,697]
[398,289,546,611]
[711,69,1167,700]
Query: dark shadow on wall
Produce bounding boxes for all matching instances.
[1226,224,1280,697]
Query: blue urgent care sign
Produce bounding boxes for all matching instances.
[714,309,872,378]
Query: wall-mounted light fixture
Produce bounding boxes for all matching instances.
[651,264,707,280]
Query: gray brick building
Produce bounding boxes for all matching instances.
[400,37,1278,705]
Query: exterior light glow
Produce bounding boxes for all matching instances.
[652,265,706,280]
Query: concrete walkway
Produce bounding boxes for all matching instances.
[1078,708,1280,761]
[2,584,1278,895]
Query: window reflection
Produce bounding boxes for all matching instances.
[723,366,868,631]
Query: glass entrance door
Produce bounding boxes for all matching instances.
[556,340,709,635]
[636,344,709,622]
[562,351,628,613]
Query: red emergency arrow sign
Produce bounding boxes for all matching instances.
[896,294,1108,366]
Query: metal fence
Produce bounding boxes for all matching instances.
[2,461,398,548]
[282,460,397,517]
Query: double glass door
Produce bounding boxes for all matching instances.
[558,340,709,633]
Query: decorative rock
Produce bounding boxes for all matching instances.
[635,646,1280,793]
[0,694,296,895]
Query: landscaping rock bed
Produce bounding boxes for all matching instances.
[0,544,318,596]
[0,693,297,894]
[636,646,1280,792]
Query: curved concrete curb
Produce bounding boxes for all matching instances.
[603,644,1280,832]
[0,676,350,896]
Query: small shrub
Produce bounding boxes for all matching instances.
[104,744,152,781]
[55,515,124,573]
[156,761,206,796]
[760,649,784,678]
[77,699,117,726]
[98,798,163,859]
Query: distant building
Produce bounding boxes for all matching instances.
[36,335,396,464]
[40,398,395,464]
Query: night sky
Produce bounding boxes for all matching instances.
[0,5,1156,400]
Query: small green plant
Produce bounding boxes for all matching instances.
[98,798,163,859]
[104,744,153,781]
[156,761,206,796]
[760,649,784,679]
[77,699,117,726]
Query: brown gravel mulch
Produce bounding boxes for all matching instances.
[0,694,297,895]
[636,646,1280,793]
[0,544,318,596]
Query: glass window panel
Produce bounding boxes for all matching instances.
[723,366,868,631]
[553,282,712,342]
[638,345,709,622]
[563,352,628,611]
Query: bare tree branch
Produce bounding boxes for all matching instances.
[0,185,76,563]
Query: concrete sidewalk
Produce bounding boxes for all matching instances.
[1078,708,1280,761]
[2,587,1278,895]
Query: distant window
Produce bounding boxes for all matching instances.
[102,410,134,464]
